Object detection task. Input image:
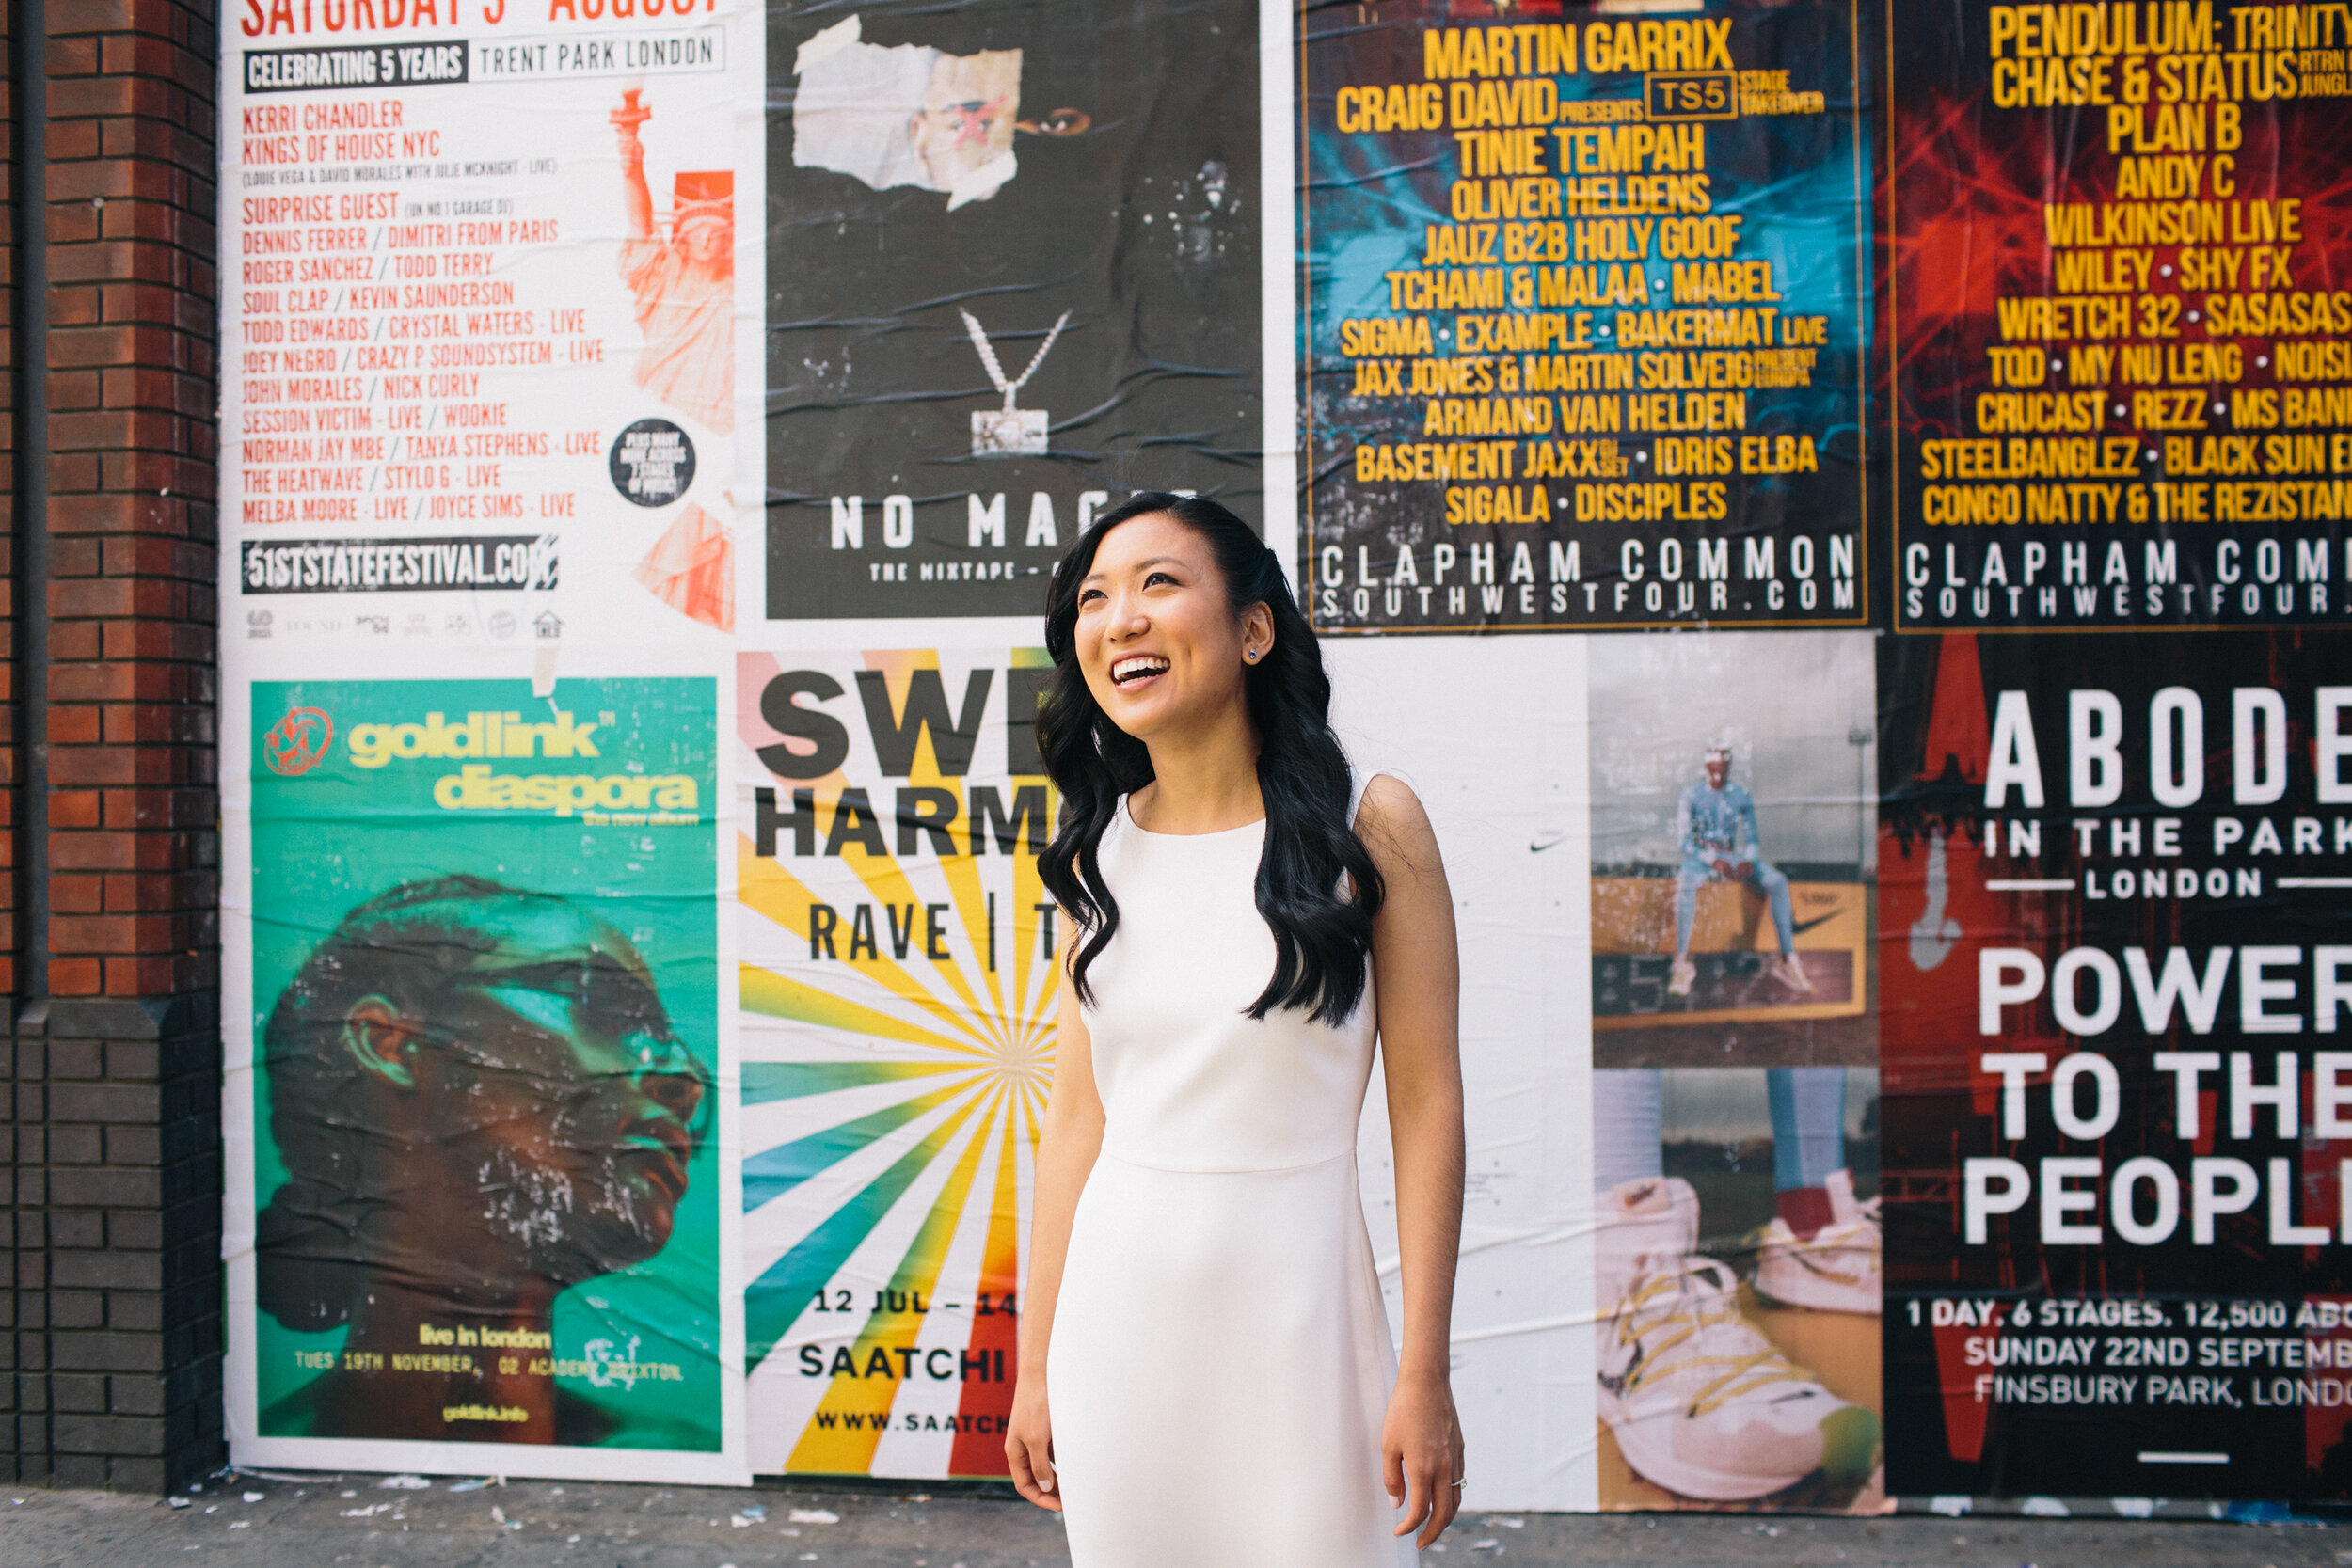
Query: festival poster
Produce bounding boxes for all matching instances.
[1889,2,2352,633]
[1879,630,2352,1500]
[226,676,743,1484]
[1584,631,1884,1512]
[224,3,761,662]
[759,1,1263,623]
[1300,0,1871,634]
[734,648,1057,1478]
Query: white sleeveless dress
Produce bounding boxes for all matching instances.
[1048,781,1417,1567]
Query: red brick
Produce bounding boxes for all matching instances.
[47,748,141,788]
[103,873,186,912]
[48,706,103,746]
[48,621,103,661]
[51,577,138,618]
[50,537,103,576]
[52,791,103,830]
[107,956,193,996]
[47,120,102,162]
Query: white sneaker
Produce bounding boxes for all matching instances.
[1755,1169,1883,1315]
[1597,1177,1880,1501]
[1667,957,1697,997]
[1774,954,1816,994]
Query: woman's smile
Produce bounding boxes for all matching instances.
[1110,655,1168,682]
[1109,655,1170,689]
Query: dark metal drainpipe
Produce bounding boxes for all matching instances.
[15,0,44,1007]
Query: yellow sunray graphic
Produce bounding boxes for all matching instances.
[739,829,1052,1060]
[739,840,998,1055]
[737,690,1007,1054]
[834,651,1009,1044]
[786,1086,1004,1472]
[739,964,985,1054]
[851,650,1064,1048]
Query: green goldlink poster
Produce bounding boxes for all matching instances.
[243,678,728,1469]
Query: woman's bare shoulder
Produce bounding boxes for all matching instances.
[1355,772,1441,872]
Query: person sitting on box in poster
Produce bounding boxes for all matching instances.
[1668,742,1812,999]
[614,90,735,434]
[255,877,708,1447]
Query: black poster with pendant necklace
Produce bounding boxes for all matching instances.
[765,0,1263,621]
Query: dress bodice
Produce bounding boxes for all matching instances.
[1079,796,1378,1172]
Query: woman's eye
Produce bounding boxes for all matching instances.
[1077,588,1104,606]
[1145,571,1176,587]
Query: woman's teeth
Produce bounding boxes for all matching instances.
[1112,657,1169,685]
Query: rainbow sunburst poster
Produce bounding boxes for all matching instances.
[737,648,1058,1477]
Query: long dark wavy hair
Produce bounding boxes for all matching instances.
[1037,493,1383,1024]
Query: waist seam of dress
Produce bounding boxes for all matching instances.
[1095,1145,1356,1177]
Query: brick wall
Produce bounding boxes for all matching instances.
[6,0,225,1492]
[10,1001,222,1490]
[45,0,220,1005]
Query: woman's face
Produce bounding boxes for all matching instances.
[1073,515,1268,747]
[358,899,707,1290]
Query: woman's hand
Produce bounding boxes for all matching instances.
[1382,1368,1465,1548]
[1005,1378,1061,1512]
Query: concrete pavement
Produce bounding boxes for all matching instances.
[7,1473,2346,1567]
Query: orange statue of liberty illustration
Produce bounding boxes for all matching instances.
[632,501,735,633]
[614,91,735,434]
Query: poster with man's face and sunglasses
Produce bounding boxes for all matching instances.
[230,676,739,1481]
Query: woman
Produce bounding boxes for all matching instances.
[1006,494,1467,1563]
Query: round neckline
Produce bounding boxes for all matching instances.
[1121,795,1266,840]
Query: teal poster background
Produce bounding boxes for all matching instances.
[248,677,722,1450]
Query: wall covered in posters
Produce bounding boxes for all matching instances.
[213,0,2352,1517]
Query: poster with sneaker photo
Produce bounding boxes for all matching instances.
[1587,632,1884,1511]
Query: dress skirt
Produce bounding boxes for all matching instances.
[1049,1148,1418,1568]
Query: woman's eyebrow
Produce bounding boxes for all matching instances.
[1081,556,1184,584]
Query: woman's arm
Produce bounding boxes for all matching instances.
[1359,773,1468,1549]
[1005,966,1104,1511]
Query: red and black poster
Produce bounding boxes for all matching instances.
[1879,629,2352,1499]
[1890,3,2352,632]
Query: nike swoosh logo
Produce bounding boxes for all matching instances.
[1530,832,1568,853]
